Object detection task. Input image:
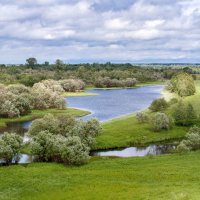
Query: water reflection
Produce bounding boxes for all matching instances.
[91,144,176,157]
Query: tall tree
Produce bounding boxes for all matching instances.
[26,57,37,68]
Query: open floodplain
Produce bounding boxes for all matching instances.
[1,81,200,199]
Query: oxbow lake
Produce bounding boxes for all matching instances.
[0,85,172,163]
[67,85,164,121]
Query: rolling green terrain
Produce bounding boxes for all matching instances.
[1,152,200,200]
[0,108,90,129]
[1,81,200,200]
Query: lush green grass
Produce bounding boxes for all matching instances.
[95,113,188,149]
[1,152,200,200]
[95,80,200,150]
[0,108,90,129]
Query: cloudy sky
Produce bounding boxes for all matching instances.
[0,0,200,64]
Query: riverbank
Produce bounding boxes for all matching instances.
[85,81,166,90]
[1,151,200,200]
[0,108,90,130]
[62,92,99,97]
[95,80,200,150]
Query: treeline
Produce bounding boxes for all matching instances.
[94,77,137,88]
[0,58,194,87]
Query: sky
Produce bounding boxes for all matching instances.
[0,0,200,64]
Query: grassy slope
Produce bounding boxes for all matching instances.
[1,152,200,200]
[0,108,90,129]
[95,81,200,149]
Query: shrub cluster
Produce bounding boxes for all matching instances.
[0,133,23,164]
[136,112,149,123]
[31,83,65,110]
[28,114,101,165]
[0,85,31,118]
[149,98,168,112]
[173,101,197,126]
[136,111,171,132]
[59,79,85,92]
[94,77,137,88]
[177,126,200,153]
[152,112,171,132]
[0,83,66,118]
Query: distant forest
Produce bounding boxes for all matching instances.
[0,58,199,86]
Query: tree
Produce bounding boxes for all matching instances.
[149,98,168,112]
[173,101,197,126]
[54,59,64,71]
[0,133,23,164]
[168,72,196,97]
[26,57,37,67]
[177,126,200,152]
[186,103,197,125]
[44,61,49,66]
[152,112,170,132]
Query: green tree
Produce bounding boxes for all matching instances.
[186,103,197,125]
[173,101,197,126]
[54,59,64,71]
[149,98,168,112]
[169,72,196,97]
[26,57,37,67]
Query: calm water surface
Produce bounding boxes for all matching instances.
[0,85,170,163]
[67,85,164,121]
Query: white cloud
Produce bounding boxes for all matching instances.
[0,0,199,63]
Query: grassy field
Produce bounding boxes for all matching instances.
[1,151,200,200]
[95,81,200,150]
[0,108,90,129]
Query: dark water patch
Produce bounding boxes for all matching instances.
[0,154,33,165]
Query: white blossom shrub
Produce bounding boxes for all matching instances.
[29,114,101,165]
[152,112,170,132]
[59,79,85,92]
[0,133,23,164]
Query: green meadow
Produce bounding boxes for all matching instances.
[1,152,200,200]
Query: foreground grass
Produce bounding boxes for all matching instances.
[0,108,90,129]
[95,80,200,150]
[1,152,200,200]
